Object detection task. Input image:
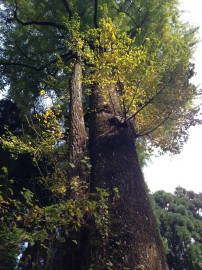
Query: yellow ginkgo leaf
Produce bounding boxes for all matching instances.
[40,89,46,96]
[16,215,22,221]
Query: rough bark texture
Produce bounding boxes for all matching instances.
[69,55,87,162]
[18,56,87,270]
[51,55,88,270]
[88,85,169,270]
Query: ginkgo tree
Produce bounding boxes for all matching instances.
[85,17,199,152]
[0,0,201,269]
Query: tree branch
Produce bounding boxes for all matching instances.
[61,0,73,19]
[0,52,72,72]
[94,0,99,28]
[126,79,173,122]
[115,5,150,38]
[8,2,68,31]
[1,61,45,71]
[14,17,67,31]
[137,104,176,137]
[118,9,138,28]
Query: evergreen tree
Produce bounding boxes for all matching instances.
[152,187,202,270]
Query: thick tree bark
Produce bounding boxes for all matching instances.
[88,84,169,270]
[69,55,87,163]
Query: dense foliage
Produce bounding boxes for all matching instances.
[152,187,202,270]
[0,0,201,269]
[0,0,200,152]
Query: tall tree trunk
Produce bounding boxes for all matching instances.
[69,55,87,163]
[88,84,169,270]
[19,55,87,270]
[51,55,87,270]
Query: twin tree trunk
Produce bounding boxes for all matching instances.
[64,57,169,269]
[19,56,168,269]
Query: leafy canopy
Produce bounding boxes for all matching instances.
[152,187,202,270]
[0,0,201,266]
[0,0,201,153]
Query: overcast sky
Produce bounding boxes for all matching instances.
[143,0,202,194]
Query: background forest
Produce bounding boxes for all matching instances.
[0,0,202,269]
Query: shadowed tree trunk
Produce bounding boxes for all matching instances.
[88,84,169,270]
